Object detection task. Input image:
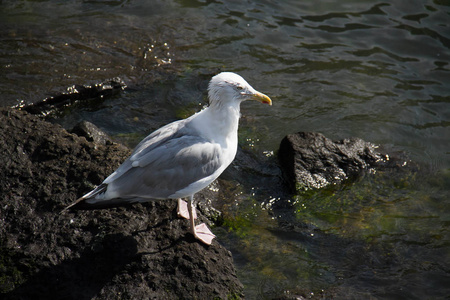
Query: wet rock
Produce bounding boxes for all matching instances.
[18,78,127,117]
[0,107,243,299]
[71,120,114,146]
[278,132,396,192]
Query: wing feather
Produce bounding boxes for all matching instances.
[103,119,187,185]
[104,135,224,199]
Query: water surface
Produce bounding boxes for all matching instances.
[1,0,449,298]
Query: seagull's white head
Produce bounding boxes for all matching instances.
[208,72,272,108]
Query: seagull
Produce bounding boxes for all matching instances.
[63,72,272,245]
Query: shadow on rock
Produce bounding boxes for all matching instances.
[4,233,138,300]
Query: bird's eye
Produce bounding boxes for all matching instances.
[236,85,244,90]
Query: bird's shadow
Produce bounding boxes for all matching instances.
[4,233,139,300]
[132,213,209,255]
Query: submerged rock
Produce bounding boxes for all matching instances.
[0,107,243,299]
[278,132,400,192]
[18,78,127,117]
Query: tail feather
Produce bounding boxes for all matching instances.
[62,184,148,211]
[61,184,108,212]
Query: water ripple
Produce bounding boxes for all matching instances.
[1,1,450,298]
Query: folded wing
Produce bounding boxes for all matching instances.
[80,120,224,205]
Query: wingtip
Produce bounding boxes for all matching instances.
[62,184,108,213]
[61,196,85,213]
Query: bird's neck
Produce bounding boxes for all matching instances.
[211,101,240,128]
[193,102,240,143]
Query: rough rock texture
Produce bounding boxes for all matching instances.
[70,120,115,146]
[0,107,243,299]
[19,79,127,116]
[278,132,398,192]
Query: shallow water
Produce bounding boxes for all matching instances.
[1,0,449,298]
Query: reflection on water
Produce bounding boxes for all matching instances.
[217,166,450,299]
[1,0,449,298]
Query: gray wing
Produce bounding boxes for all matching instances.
[104,133,224,199]
[102,119,188,185]
[87,118,225,201]
[64,118,225,210]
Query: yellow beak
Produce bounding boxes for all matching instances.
[251,91,272,106]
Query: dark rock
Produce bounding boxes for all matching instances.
[0,107,243,299]
[71,120,114,146]
[278,132,395,192]
[17,78,127,117]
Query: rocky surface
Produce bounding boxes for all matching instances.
[0,107,243,299]
[0,102,414,300]
[18,79,127,116]
[278,132,404,193]
[70,120,116,146]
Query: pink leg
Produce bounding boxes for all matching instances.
[187,196,215,245]
[177,198,197,219]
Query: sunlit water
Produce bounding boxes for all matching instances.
[1,0,449,298]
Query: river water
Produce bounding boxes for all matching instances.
[1,0,449,298]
